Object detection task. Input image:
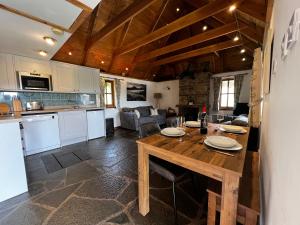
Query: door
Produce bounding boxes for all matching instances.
[87,110,105,139]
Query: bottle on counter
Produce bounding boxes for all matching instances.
[200,103,208,134]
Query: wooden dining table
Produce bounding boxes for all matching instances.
[136,123,250,225]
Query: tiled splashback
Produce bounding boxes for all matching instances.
[0,91,96,109]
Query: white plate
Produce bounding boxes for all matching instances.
[219,126,247,134]
[204,139,243,151]
[184,121,200,127]
[220,125,245,132]
[206,136,237,148]
[161,130,185,137]
[162,127,182,135]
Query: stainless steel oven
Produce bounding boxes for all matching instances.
[17,71,52,91]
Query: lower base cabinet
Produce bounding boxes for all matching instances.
[87,109,105,140]
[58,110,88,147]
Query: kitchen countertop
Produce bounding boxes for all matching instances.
[21,106,105,115]
[0,107,105,123]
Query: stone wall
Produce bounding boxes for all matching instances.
[179,72,210,107]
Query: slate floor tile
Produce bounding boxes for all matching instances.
[75,174,128,199]
[45,197,122,225]
[0,204,50,225]
[34,183,80,208]
[65,162,101,185]
[107,212,130,224]
[117,182,137,205]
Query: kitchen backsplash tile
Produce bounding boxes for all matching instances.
[0,91,96,109]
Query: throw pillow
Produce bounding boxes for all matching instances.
[150,108,159,116]
[134,109,140,119]
[231,115,248,126]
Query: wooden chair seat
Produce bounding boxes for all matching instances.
[207,151,260,225]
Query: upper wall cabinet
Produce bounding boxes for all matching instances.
[52,62,78,92]
[77,67,100,93]
[0,54,16,90]
[14,55,52,74]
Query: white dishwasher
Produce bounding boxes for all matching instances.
[87,109,105,140]
[21,114,61,156]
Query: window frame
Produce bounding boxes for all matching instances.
[219,78,235,110]
[104,80,116,108]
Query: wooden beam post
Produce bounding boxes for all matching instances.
[116,0,243,56]
[87,0,157,49]
[135,22,244,63]
[151,40,242,67]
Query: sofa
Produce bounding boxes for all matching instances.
[120,106,167,131]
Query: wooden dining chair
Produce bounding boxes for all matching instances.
[139,122,187,225]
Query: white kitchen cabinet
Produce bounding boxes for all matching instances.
[87,109,105,139]
[53,62,79,92]
[77,67,93,93]
[0,54,16,90]
[14,55,52,74]
[0,121,28,202]
[92,69,100,93]
[58,110,87,146]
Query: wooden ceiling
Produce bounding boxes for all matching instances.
[52,0,268,81]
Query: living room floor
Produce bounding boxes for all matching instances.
[0,129,207,225]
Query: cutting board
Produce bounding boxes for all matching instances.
[0,103,10,115]
[12,98,23,112]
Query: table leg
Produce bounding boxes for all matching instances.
[138,144,150,216]
[220,173,240,225]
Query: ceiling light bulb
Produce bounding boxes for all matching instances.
[202,25,208,31]
[43,37,56,46]
[240,49,246,54]
[101,61,104,64]
[242,57,246,61]
[39,50,48,57]
[68,51,72,56]
[176,7,180,12]
[153,74,156,77]
[229,4,236,12]
[125,67,129,71]
[233,36,239,42]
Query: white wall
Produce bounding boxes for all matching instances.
[209,70,252,113]
[260,1,300,225]
[154,80,179,112]
[101,73,180,127]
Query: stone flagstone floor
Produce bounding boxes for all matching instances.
[0,129,208,225]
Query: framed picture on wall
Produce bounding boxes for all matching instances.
[127,82,146,101]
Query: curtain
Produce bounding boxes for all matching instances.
[249,48,263,128]
[234,75,244,106]
[115,79,121,108]
[212,77,222,111]
[99,77,105,108]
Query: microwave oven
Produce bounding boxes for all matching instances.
[17,72,53,91]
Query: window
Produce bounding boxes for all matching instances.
[104,80,115,108]
[220,78,235,109]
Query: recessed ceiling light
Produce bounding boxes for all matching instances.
[240,49,246,54]
[101,61,104,64]
[68,51,72,56]
[202,25,208,31]
[153,74,156,77]
[233,35,240,42]
[51,27,64,36]
[39,50,48,57]
[242,57,246,61]
[125,67,129,71]
[229,4,236,12]
[43,37,56,46]
[176,7,180,12]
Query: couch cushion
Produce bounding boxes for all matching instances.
[139,116,155,125]
[136,106,152,117]
[151,115,165,125]
[231,115,248,126]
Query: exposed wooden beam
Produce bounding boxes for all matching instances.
[0,3,69,32]
[238,1,266,24]
[66,0,93,12]
[88,0,157,49]
[151,40,242,67]
[117,0,243,56]
[129,0,170,76]
[81,5,100,65]
[136,22,244,63]
[108,19,132,72]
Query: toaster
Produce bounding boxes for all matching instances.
[26,101,44,111]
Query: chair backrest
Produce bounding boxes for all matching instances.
[139,122,161,138]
